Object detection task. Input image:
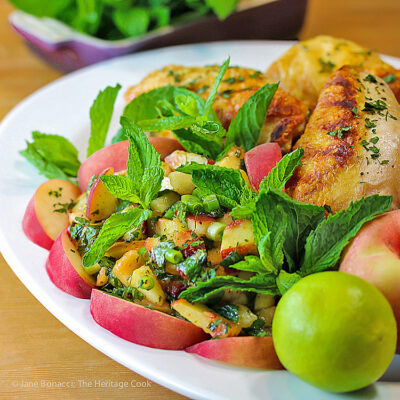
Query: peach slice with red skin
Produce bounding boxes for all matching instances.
[186,214,216,237]
[90,289,208,350]
[77,138,184,192]
[244,143,282,191]
[220,219,258,259]
[46,228,95,298]
[340,210,400,352]
[22,179,81,250]
[186,336,283,369]
[86,167,118,221]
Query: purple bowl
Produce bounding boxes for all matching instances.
[9,0,307,72]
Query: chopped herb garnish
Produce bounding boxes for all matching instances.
[363,74,377,83]
[383,74,396,84]
[351,106,361,118]
[327,125,352,139]
[365,118,377,128]
[319,58,335,73]
[363,100,387,113]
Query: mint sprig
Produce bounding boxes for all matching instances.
[101,117,164,209]
[20,131,81,182]
[82,208,151,268]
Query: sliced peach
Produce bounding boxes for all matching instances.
[90,289,208,350]
[340,210,400,352]
[86,167,118,221]
[22,179,81,250]
[221,219,258,259]
[245,143,282,191]
[186,336,283,369]
[46,228,95,298]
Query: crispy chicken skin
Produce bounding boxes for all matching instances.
[125,65,308,152]
[286,66,400,212]
[266,35,400,109]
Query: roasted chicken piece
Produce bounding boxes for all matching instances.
[286,66,400,212]
[125,65,308,152]
[266,35,400,109]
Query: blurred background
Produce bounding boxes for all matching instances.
[1,0,400,399]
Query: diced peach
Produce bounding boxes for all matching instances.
[164,150,208,170]
[187,214,216,237]
[171,299,241,338]
[220,219,258,259]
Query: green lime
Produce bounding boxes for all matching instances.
[272,271,396,392]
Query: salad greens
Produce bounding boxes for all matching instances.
[10,0,238,40]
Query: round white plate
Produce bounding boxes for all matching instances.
[1,41,400,400]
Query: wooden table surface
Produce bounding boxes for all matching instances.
[1,0,399,398]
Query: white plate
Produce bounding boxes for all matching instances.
[1,41,400,400]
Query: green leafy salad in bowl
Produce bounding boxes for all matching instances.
[9,0,238,40]
[20,56,398,393]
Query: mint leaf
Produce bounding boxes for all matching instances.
[139,116,193,132]
[82,208,151,268]
[87,84,121,157]
[179,273,279,303]
[260,190,325,272]
[112,7,150,38]
[276,270,301,295]
[177,163,245,208]
[301,195,392,275]
[100,174,139,203]
[226,83,279,152]
[259,148,304,192]
[173,127,223,159]
[252,194,287,274]
[229,255,266,274]
[206,0,237,19]
[203,57,230,117]
[121,117,164,208]
[10,0,72,17]
[20,131,81,181]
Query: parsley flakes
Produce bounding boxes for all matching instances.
[327,125,352,139]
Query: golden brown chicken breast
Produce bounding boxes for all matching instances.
[266,35,400,109]
[125,65,309,152]
[286,66,400,212]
